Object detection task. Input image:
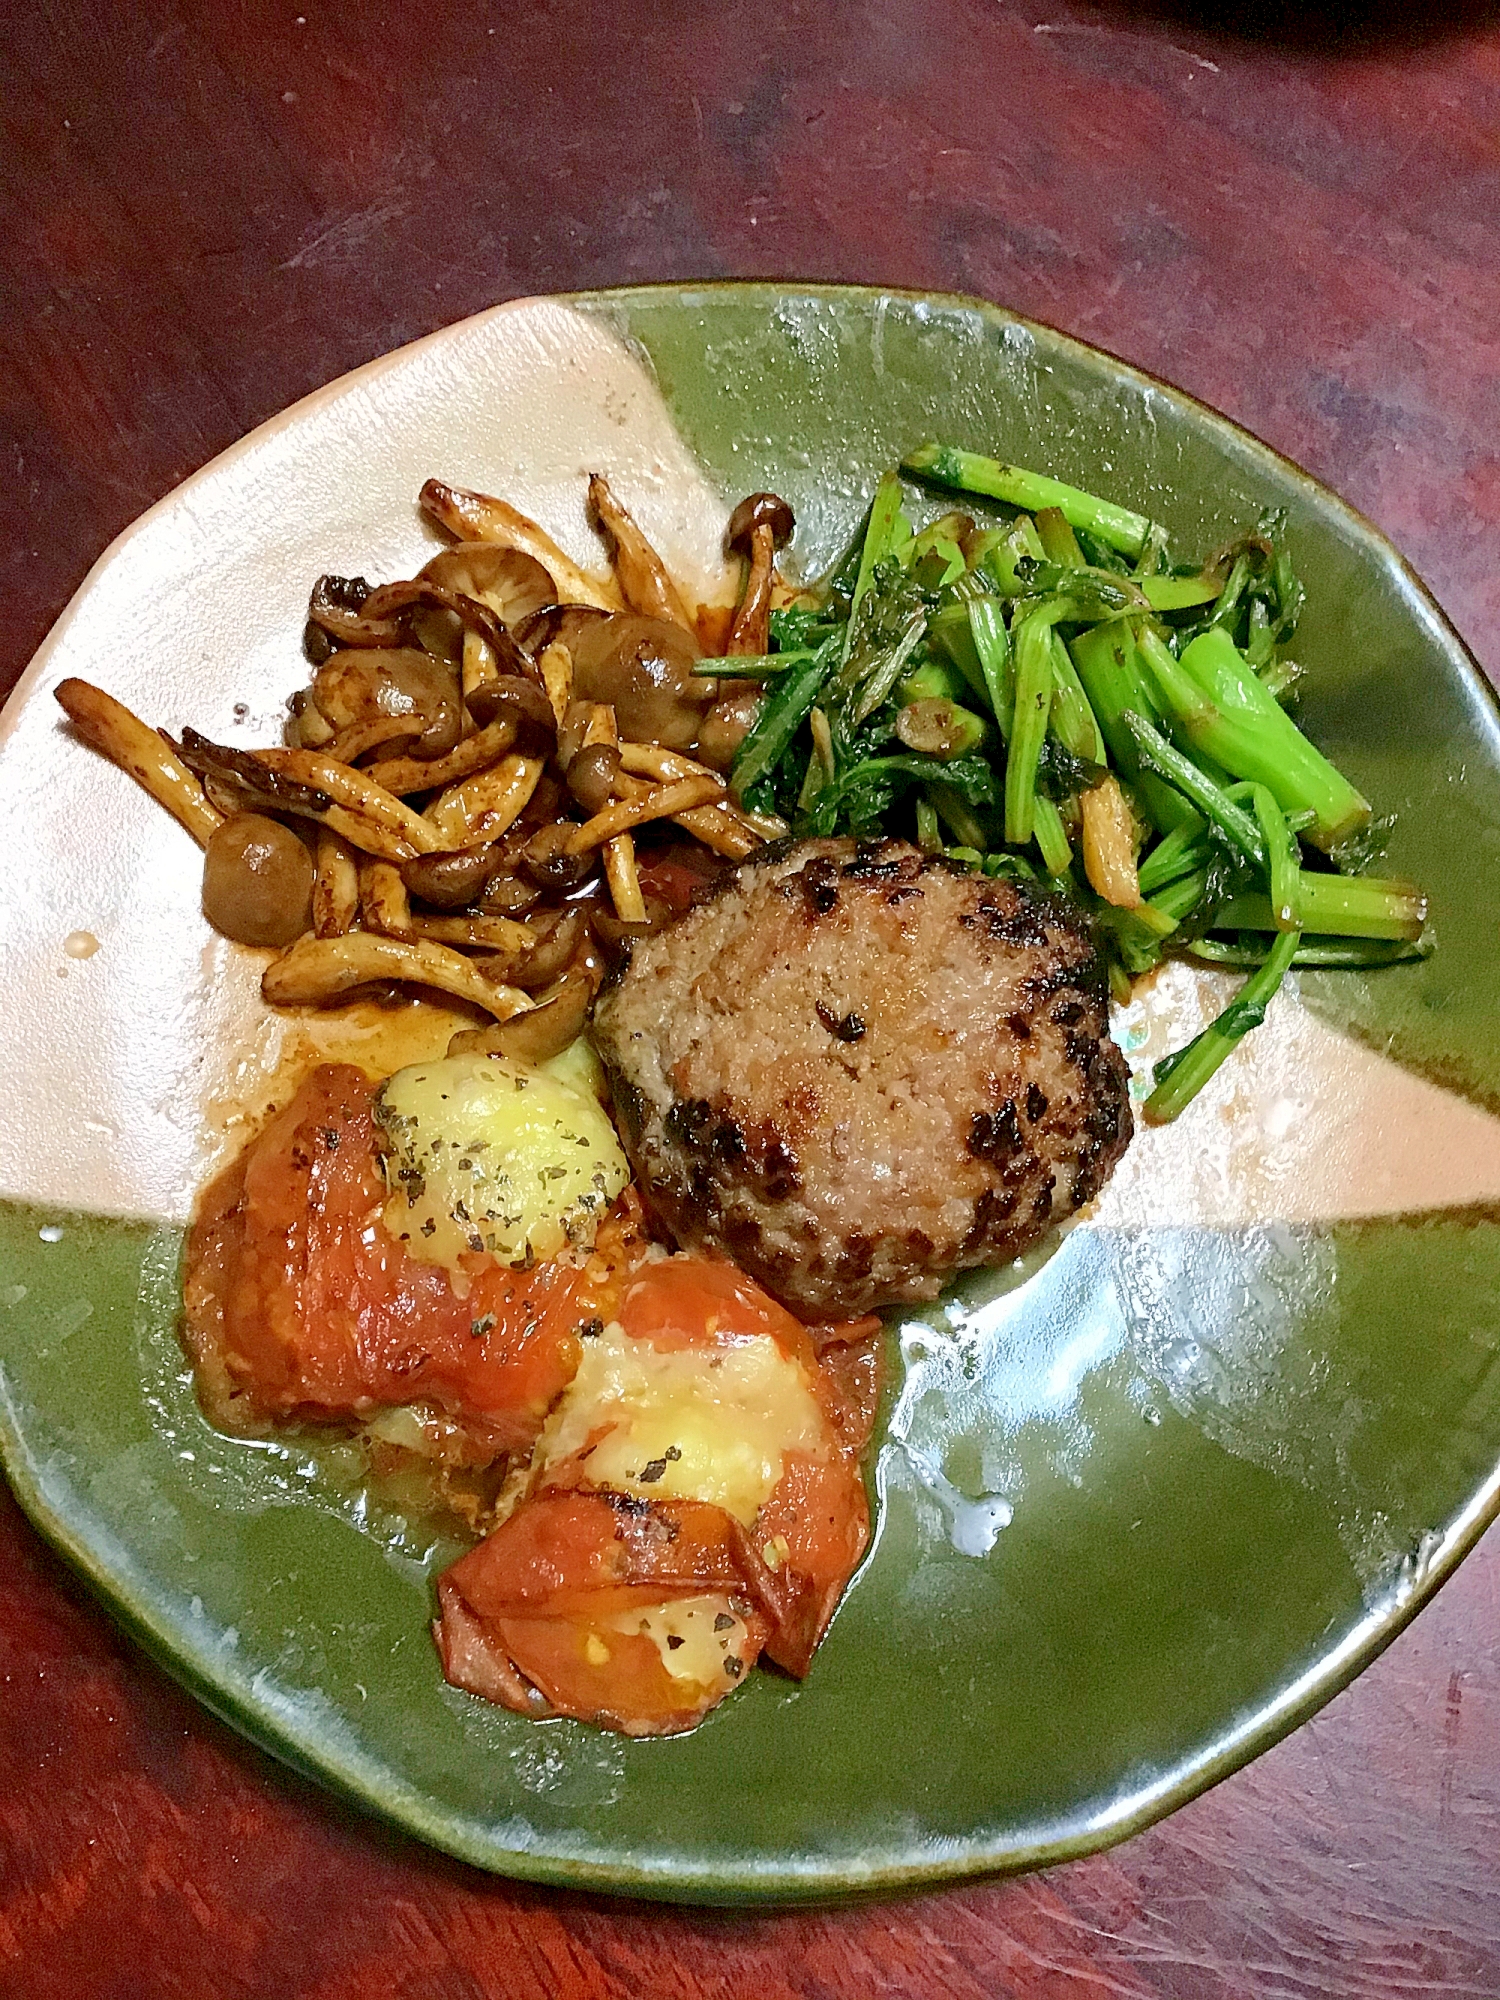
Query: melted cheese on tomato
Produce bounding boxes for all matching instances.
[601,1596,755,1688]
[531,1320,826,1526]
[373,1053,628,1274]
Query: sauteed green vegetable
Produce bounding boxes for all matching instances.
[709,445,1429,1122]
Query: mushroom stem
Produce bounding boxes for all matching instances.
[613,740,774,857]
[423,752,547,851]
[603,833,648,924]
[409,911,536,954]
[538,639,573,727]
[563,773,725,854]
[365,716,521,798]
[312,828,360,938]
[359,859,414,938]
[587,474,696,635]
[54,679,223,847]
[723,494,794,658]
[462,629,500,716]
[447,963,593,1065]
[726,520,776,656]
[253,747,446,855]
[262,932,534,1020]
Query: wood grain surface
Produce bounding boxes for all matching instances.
[4,2,1500,1993]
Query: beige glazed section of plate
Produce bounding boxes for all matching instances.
[0,299,736,1220]
[0,292,1497,1233]
[1102,962,1500,1227]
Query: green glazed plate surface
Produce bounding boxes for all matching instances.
[2,284,1499,1902]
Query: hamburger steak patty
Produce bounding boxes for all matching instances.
[591,838,1133,1316]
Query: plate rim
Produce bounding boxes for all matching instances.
[7,279,1494,752]
[3,279,1500,1903]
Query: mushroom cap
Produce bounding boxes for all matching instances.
[568,613,713,751]
[418,543,557,631]
[311,646,464,761]
[202,813,314,948]
[399,848,501,910]
[726,492,795,554]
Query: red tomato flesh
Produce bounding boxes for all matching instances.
[184,1065,603,1454]
[436,1490,773,1735]
[434,1254,883,1730]
[186,1065,885,1736]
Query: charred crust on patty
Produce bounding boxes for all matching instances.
[840,845,911,883]
[591,836,1133,1315]
[595,949,633,997]
[666,1097,803,1203]
[815,1002,866,1042]
[664,1097,711,1147]
[969,1100,1024,1164]
[798,855,841,916]
[606,1069,650,1150]
[694,831,800,904]
[839,841,927,886]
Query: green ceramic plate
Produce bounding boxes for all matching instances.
[2,285,1499,1904]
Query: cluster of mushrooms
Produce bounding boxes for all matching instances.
[55,476,797,1063]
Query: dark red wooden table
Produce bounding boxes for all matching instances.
[5,3,1500,1993]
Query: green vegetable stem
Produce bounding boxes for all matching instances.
[902,442,1156,559]
[1136,626,1371,852]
